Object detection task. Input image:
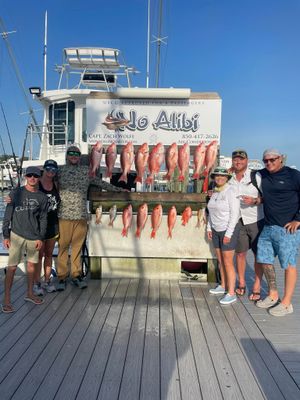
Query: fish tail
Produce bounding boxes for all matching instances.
[167,229,172,239]
[202,175,209,193]
[118,173,128,184]
[178,175,185,182]
[145,175,153,185]
[121,227,128,237]
[195,221,200,228]
[108,221,113,227]
[135,228,141,238]
[150,230,156,239]
[134,176,142,184]
[192,173,199,180]
[163,173,171,181]
[105,171,112,179]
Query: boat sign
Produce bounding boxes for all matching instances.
[87,94,221,146]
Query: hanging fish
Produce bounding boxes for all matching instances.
[134,143,149,184]
[95,205,102,225]
[105,142,117,178]
[167,206,177,239]
[164,143,178,181]
[196,208,206,228]
[178,143,190,182]
[202,140,218,192]
[192,142,206,180]
[89,141,103,178]
[118,142,134,184]
[146,143,165,185]
[108,205,117,227]
[136,203,148,238]
[150,204,163,239]
[181,206,192,226]
[121,204,133,237]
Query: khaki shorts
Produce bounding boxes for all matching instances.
[7,231,40,266]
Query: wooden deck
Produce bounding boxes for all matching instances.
[0,257,300,400]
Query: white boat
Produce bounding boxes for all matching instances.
[0,158,19,190]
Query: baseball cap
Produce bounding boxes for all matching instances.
[43,159,58,170]
[211,167,232,178]
[262,149,282,158]
[25,166,42,177]
[232,149,248,159]
[67,145,81,154]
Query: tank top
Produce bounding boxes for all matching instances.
[39,181,60,239]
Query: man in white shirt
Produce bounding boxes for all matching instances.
[229,149,264,301]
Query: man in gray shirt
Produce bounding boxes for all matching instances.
[2,166,48,313]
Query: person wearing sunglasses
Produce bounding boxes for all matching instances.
[255,149,300,316]
[229,149,264,301]
[1,166,49,313]
[31,159,60,295]
[56,145,125,291]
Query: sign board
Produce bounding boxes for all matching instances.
[87,95,222,146]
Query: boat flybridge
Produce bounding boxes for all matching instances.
[24,46,191,169]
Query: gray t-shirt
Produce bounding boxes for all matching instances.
[2,186,49,240]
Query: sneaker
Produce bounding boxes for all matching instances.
[209,285,226,295]
[71,276,87,289]
[269,303,293,317]
[219,294,237,305]
[42,281,56,293]
[33,283,44,296]
[256,296,279,309]
[57,279,66,291]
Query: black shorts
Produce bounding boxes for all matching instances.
[236,219,265,254]
[212,223,240,251]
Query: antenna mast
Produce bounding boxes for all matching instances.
[43,10,48,91]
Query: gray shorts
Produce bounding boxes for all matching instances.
[212,223,240,251]
[7,231,39,266]
[236,219,265,254]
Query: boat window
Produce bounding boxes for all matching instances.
[82,107,87,142]
[48,101,75,145]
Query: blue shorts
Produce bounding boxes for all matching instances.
[257,225,300,269]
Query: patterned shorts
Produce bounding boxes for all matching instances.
[257,225,300,269]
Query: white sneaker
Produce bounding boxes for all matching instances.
[209,285,226,295]
[33,283,44,296]
[42,281,56,293]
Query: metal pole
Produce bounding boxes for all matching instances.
[43,10,48,91]
[155,0,163,88]
[146,0,151,88]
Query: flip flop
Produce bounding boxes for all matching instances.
[24,296,44,305]
[249,292,261,301]
[235,286,246,296]
[1,304,15,313]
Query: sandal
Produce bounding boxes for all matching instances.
[24,296,44,305]
[235,286,246,296]
[249,292,261,301]
[1,304,15,313]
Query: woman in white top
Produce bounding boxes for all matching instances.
[207,167,240,305]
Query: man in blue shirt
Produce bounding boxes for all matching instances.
[256,149,300,316]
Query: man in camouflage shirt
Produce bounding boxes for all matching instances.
[56,145,123,290]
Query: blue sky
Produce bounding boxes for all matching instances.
[0,0,300,167]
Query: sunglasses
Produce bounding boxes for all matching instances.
[26,173,40,178]
[263,157,280,164]
[67,151,81,157]
[45,166,57,173]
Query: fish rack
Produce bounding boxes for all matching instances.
[87,189,218,282]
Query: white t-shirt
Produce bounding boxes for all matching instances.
[207,184,240,238]
[229,169,264,225]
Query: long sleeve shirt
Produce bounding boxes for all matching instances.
[229,168,264,225]
[2,187,49,240]
[57,164,124,220]
[258,166,300,227]
[207,184,240,238]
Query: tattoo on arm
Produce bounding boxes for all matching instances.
[263,264,277,291]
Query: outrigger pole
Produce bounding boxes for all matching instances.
[0,17,41,140]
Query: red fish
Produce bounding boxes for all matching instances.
[134,143,149,184]
[89,141,103,177]
[202,140,218,192]
[119,142,134,184]
[135,203,148,238]
[105,142,117,178]
[121,204,133,237]
[181,206,192,226]
[146,143,165,185]
[192,142,206,180]
[178,143,190,182]
[151,204,163,239]
[164,143,178,181]
[167,206,177,239]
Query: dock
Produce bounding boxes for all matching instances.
[0,255,299,400]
